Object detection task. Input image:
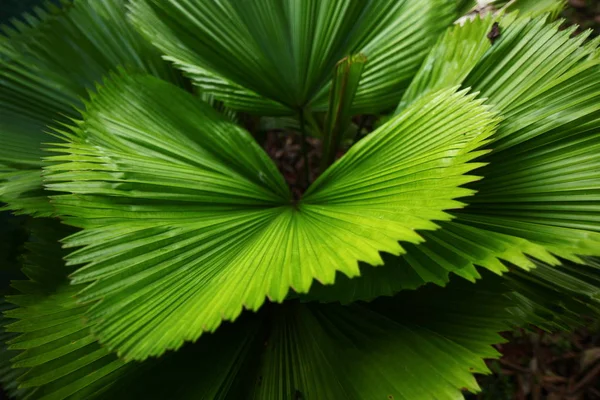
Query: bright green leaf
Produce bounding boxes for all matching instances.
[493,0,567,19]
[307,15,600,304]
[44,73,496,360]
[397,14,495,112]
[0,0,181,216]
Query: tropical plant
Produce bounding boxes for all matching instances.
[1,0,599,399]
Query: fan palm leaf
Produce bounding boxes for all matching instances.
[0,0,180,216]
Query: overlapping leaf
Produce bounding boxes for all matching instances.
[460,19,600,263]
[493,0,567,19]
[504,258,600,331]
[43,72,497,359]
[5,286,131,400]
[6,225,595,400]
[6,273,518,400]
[397,14,495,112]
[0,220,132,400]
[0,301,30,400]
[129,0,458,115]
[308,15,600,303]
[0,217,520,400]
[0,0,181,216]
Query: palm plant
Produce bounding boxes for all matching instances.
[1,0,599,399]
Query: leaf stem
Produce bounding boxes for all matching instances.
[352,115,369,145]
[299,109,310,189]
[305,112,323,138]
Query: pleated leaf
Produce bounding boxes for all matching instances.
[44,73,497,360]
[493,0,567,19]
[307,15,600,303]
[3,221,567,400]
[1,220,131,400]
[0,301,32,400]
[5,286,131,400]
[459,18,600,262]
[0,0,181,216]
[8,243,593,400]
[129,0,457,115]
[396,14,495,112]
[91,277,514,400]
[504,258,600,331]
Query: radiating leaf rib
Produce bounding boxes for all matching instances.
[312,0,458,113]
[307,15,600,303]
[5,284,132,400]
[130,0,457,115]
[493,0,567,19]
[44,72,496,360]
[7,228,592,400]
[427,18,600,272]
[98,276,513,400]
[457,18,600,262]
[0,0,181,216]
[396,14,495,112]
[1,220,131,400]
[504,258,600,331]
[2,219,554,400]
[302,223,550,303]
[0,300,32,400]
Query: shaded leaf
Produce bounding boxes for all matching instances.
[1,219,130,400]
[102,277,515,400]
[130,0,458,114]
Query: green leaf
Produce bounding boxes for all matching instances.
[458,18,600,263]
[1,219,130,400]
[493,0,567,19]
[1,300,32,399]
[5,271,518,400]
[44,72,496,360]
[8,240,586,400]
[1,218,525,400]
[0,0,181,216]
[308,16,600,304]
[303,223,548,303]
[129,0,457,115]
[0,168,53,217]
[504,258,600,331]
[5,285,130,400]
[397,14,495,112]
[456,0,477,15]
[99,277,514,400]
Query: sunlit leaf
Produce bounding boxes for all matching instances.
[43,72,496,359]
